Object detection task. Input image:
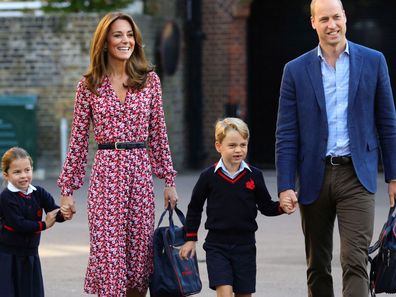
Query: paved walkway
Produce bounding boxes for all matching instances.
[36,170,391,297]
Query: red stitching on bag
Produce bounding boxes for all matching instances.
[182,270,193,276]
[171,258,184,295]
[4,225,14,231]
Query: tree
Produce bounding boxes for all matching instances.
[42,0,133,13]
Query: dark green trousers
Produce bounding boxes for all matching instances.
[300,163,375,297]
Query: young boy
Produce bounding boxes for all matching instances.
[179,117,292,297]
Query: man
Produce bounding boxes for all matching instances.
[275,0,396,296]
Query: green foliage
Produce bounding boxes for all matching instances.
[42,0,133,13]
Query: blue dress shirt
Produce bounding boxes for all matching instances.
[318,43,350,157]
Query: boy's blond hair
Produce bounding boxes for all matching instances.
[215,117,250,143]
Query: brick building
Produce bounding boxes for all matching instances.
[0,12,187,177]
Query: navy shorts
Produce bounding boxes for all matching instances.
[203,241,256,294]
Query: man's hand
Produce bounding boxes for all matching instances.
[279,189,298,214]
[388,181,396,207]
[60,195,76,220]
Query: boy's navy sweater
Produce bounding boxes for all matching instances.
[0,185,64,255]
[185,164,283,244]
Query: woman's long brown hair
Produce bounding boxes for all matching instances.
[84,12,153,93]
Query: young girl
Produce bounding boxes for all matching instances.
[0,147,64,297]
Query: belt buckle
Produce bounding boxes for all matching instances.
[115,142,125,150]
[330,156,340,166]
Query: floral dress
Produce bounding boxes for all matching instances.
[57,72,176,296]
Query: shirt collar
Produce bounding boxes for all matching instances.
[214,159,251,173]
[7,183,36,195]
[317,40,350,59]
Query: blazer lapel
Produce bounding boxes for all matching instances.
[348,42,363,109]
[307,49,327,114]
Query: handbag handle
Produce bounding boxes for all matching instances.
[157,206,186,244]
[157,205,186,228]
[390,205,396,218]
[169,206,186,243]
[383,206,396,239]
[369,205,396,254]
[386,205,396,223]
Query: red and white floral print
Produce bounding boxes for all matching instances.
[58,72,176,296]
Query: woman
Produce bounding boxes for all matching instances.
[57,12,178,297]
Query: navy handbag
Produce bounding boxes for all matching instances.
[369,206,396,296]
[149,206,202,297]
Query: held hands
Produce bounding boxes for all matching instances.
[164,186,179,209]
[279,189,298,214]
[60,195,76,220]
[45,208,60,229]
[179,241,196,260]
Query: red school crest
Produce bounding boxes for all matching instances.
[246,178,255,190]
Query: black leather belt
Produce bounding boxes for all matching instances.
[326,155,352,165]
[98,142,146,150]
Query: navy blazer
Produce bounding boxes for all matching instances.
[276,41,396,205]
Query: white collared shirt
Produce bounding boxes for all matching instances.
[214,159,251,179]
[7,182,36,195]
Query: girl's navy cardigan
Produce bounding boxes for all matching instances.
[0,186,64,255]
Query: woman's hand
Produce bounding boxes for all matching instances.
[60,195,76,220]
[164,186,179,209]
